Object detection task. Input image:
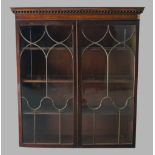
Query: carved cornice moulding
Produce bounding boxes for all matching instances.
[11,7,144,15]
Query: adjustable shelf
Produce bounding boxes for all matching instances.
[22,79,73,84]
[21,79,133,84]
[22,106,132,115]
[23,111,73,115]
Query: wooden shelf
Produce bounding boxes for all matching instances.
[22,79,133,84]
[22,109,131,115]
[23,112,73,115]
[22,79,73,83]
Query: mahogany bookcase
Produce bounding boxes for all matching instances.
[11,7,144,148]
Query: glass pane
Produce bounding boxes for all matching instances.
[47,47,73,80]
[20,23,74,144]
[80,22,136,145]
[20,47,46,80]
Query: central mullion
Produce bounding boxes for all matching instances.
[72,21,77,147]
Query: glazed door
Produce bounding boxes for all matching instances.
[18,20,138,147]
[18,21,76,146]
[78,21,137,146]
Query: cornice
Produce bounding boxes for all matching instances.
[11,7,144,15]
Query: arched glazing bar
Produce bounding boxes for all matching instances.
[81,24,136,144]
[20,24,74,144]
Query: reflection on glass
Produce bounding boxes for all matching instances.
[81,23,136,145]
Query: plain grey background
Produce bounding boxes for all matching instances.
[2,0,153,155]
